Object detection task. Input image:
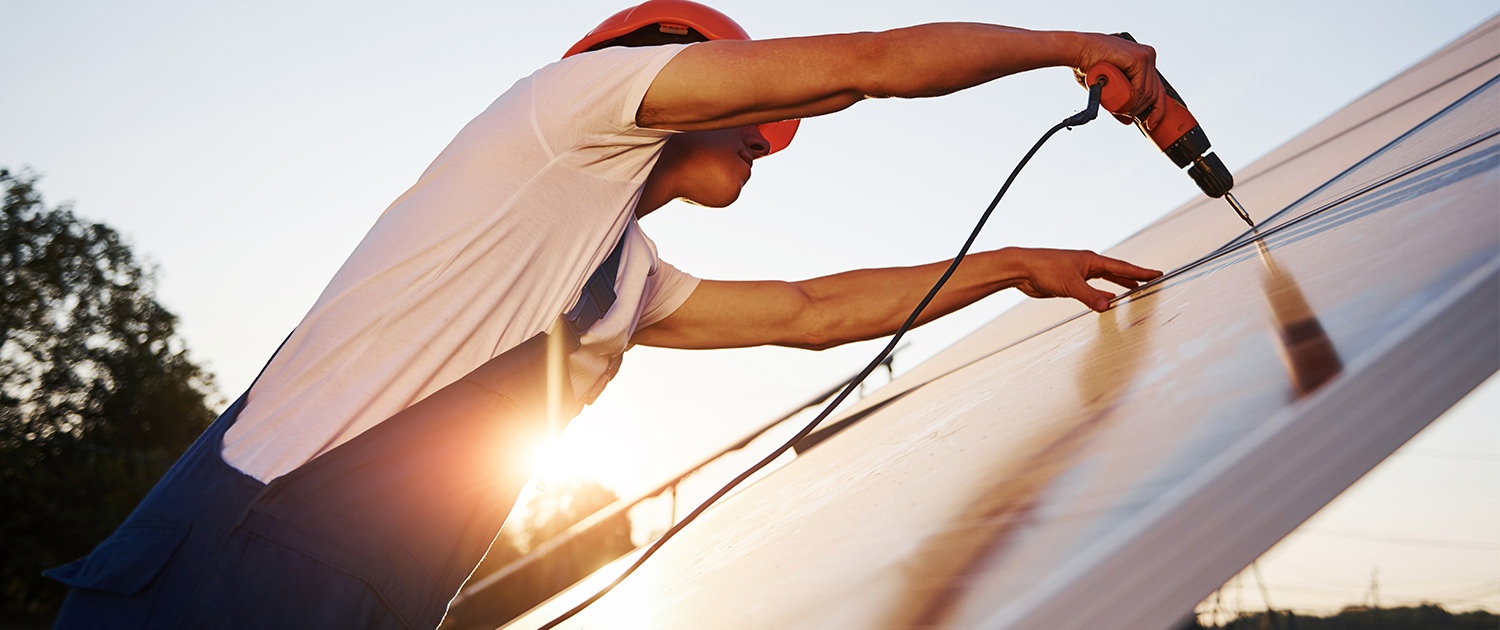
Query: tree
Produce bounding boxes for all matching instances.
[1181,603,1499,629]
[0,168,219,624]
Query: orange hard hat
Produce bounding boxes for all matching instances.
[563,0,799,154]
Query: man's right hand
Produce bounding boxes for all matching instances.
[1071,33,1165,130]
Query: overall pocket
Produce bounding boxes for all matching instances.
[45,521,190,596]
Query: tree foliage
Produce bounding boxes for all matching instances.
[0,168,219,624]
[1185,603,1499,629]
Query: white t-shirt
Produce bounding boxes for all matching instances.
[223,45,699,482]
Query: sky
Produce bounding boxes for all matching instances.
[3,0,1496,618]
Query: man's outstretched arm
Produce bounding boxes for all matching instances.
[632,248,1162,351]
[638,24,1167,134]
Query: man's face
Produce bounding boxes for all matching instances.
[654,125,770,207]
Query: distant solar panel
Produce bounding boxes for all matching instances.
[502,17,1499,630]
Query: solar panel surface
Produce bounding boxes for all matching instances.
[502,17,1499,630]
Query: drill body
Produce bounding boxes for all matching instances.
[1084,33,1253,226]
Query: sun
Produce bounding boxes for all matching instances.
[520,406,646,495]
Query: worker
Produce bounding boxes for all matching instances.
[47,1,1165,627]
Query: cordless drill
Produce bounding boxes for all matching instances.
[1083,33,1255,227]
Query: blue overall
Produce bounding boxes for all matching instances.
[46,332,562,629]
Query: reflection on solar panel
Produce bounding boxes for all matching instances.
[503,17,1499,630]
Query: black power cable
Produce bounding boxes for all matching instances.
[536,79,1107,629]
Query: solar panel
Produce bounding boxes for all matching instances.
[501,17,1499,630]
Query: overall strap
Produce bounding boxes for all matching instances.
[561,235,626,338]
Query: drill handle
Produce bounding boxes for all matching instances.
[1082,59,1208,169]
[1105,32,1192,116]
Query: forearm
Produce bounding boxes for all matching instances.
[854,24,1085,100]
[790,247,1027,350]
[634,247,1159,351]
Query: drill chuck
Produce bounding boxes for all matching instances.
[1188,152,1234,198]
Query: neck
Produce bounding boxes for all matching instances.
[634,188,670,219]
[635,169,678,218]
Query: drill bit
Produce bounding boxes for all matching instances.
[1224,192,1255,227]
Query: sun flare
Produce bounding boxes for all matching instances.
[519,408,645,494]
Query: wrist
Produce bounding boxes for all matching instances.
[984,247,1031,289]
[1052,31,1095,70]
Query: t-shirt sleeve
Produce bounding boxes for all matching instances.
[530,45,688,167]
[639,259,700,329]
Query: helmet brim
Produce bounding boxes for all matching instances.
[758,119,799,155]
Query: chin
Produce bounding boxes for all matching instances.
[682,188,743,209]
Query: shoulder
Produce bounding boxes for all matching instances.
[527,46,692,158]
[532,44,690,93]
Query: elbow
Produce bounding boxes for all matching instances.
[854,32,919,99]
[837,31,917,100]
[779,284,846,351]
[787,307,864,351]
[786,329,841,352]
[857,27,967,99]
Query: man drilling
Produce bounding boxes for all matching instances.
[48,2,1165,627]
